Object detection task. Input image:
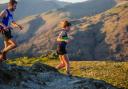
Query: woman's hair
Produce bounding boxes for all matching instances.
[8,0,17,6]
[60,20,71,28]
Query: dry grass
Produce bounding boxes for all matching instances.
[44,60,128,89]
[6,58,128,89]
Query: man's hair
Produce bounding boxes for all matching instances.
[61,20,71,28]
[8,0,17,6]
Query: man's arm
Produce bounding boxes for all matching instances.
[10,12,23,30]
[0,10,7,29]
[11,21,23,30]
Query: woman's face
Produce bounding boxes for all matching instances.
[65,26,71,32]
[59,21,71,31]
[60,21,65,28]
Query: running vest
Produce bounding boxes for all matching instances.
[57,30,69,42]
[2,9,14,26]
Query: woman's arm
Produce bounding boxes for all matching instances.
[57,37,69,42]
[57,31,69,42]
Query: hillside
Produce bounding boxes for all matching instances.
[0,0,70,20]
[0,4,6,11]
[6,57,128,89]
[1,0,116,58]
[15,0,71,20]
[77,2,128,60]
[0,0,116,20]
[5,2,127,60]
[0,61,119,89]
[115,0,128,4]
[61,0,116,18]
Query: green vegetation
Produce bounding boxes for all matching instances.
[6,57,128,89]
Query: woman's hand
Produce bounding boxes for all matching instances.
[65,39,70,43]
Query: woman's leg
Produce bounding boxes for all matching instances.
[62,54,70,75]
[4,40,9,48]
[56,55,65,69]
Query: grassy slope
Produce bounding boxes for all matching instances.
[6,57,128,89]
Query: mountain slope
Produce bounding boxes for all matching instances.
[115,0,128,3]
[0,0,70,20]
[0,0,116,20]
[15,0,71,20]
[1,1,128,60]
[61,0,116,18]
[10,2,128,60]
[80,2,128,60]
[0,4,6,11]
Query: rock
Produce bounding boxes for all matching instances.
[29,62,58,73]
[0,62,119,89]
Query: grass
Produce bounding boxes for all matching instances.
[106,3,128,14]
[6,57,128,89]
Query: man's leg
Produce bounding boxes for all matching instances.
[3,39,17,53]
[1,39,17,60]
[2,40,10,60]
[0,40,9,61]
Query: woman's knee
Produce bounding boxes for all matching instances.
[63,55,69,62]
[10,41,17,48]
[60,63,65,67]
[62,63,65,66]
